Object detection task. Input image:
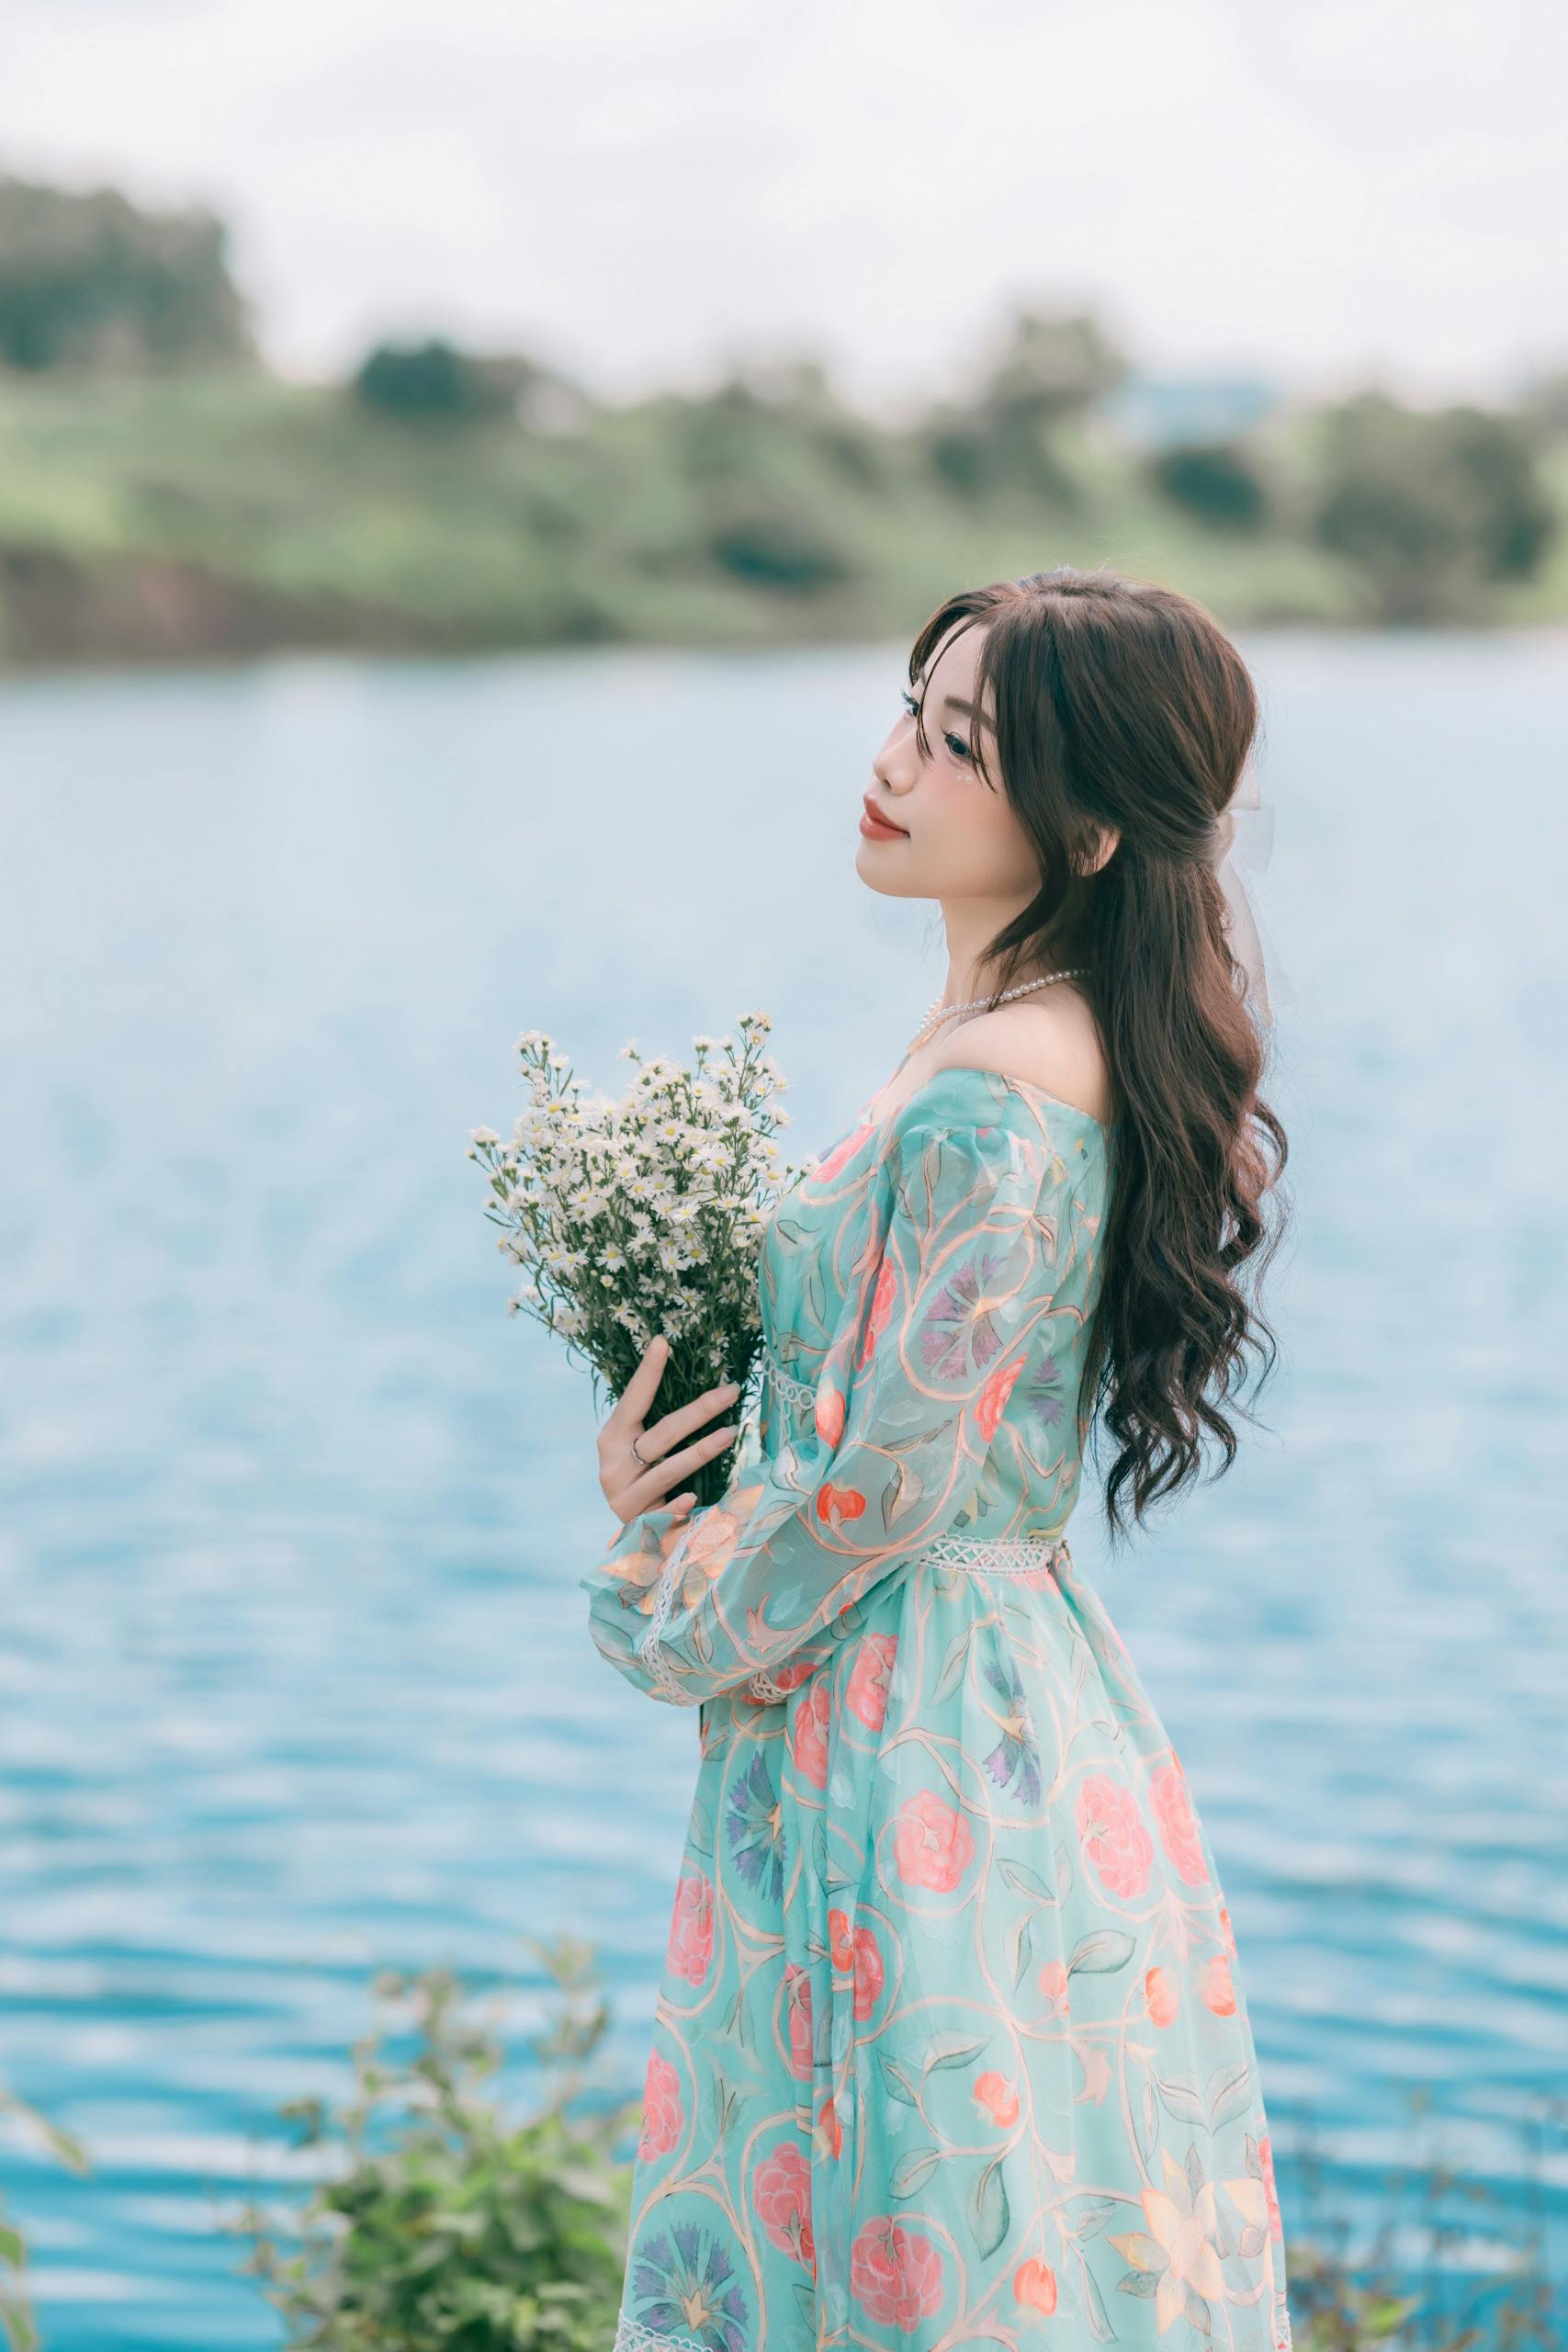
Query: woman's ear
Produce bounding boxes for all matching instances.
[1079,824,1121,876]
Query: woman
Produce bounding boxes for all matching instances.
[581,566,1293,2352]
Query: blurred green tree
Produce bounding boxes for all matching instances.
[0,173,254,373]
[1312,391,1557,622]
[1148,439,1272,533]
[924,307,1130,504]
[349,336,525,425]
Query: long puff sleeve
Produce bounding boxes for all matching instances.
[580,1077,1099,1707]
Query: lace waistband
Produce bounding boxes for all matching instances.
[744,1533,1066,1702]
[926,1532,1069,1575]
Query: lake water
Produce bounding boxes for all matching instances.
[1,634,1564,2348]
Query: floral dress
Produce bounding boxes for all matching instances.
[581,1064,1292,2352]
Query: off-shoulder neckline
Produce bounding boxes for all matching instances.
[860,1063,1111,1138]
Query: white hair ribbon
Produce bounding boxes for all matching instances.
[1210,757,1292,1032]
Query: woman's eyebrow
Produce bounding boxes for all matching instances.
[912,676,989,728]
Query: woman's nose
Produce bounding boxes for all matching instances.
[873,727,918,793]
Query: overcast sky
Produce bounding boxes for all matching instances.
[3,0,1562,412]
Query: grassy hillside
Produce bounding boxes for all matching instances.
[0,364,1557,665]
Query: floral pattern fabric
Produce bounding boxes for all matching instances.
[581,1066,1292,2352]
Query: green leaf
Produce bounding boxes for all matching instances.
[878,2051,920,2106]
[1139,2073,1160,2163]
[891,2145,942,2197]
[1206,2059,1254,2128]
[1075,2240,1116,2341]
[971,2154,1010,2258]
[922,2031,987,2076]
[1116,2267,1160,2298]
[0,2290,40,2352]
[1066,1928,1136,1975]
[1154,2071,1209,2125]
[882,1456,926,1531]
[1108,2231,1165,2269]
[999,1858,1054,1902]
[931,1628,974,1703]
[1066,2195,1122,2240]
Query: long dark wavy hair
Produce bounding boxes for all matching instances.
[907,565,1292,1548]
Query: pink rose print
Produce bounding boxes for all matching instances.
[665,1871,714,1986]
[790,1679,831,1790]
[1259,2132,1284,2240]
[815,2095,842,2161]
[1150,1757,1209,1886]
[1037,1958,1071,2018]
[846,1634,897,1730]
[815,1380,846,1445]
[762,1657,817,1699]
[1202,1952,1237,2016]
[828,1905,854,1971]
[976,1351,1027,1442]
[852,1924,884,2020]
[1077,1771,1154,1897]
[639,2048,682,2160]
[784,1961,814,2079]
[1144,1963,1179,2028]
[1013,2257,1058,2314]
[1218,1902,1238,1962]
[973,2069,1020,2127]
[815,1480,866,1530]
[817,1125,874,1182]
[753,2140,816,2272]
[851,2217,945,2327]
[856,1260,897,1371]
[893,1790,976,1893]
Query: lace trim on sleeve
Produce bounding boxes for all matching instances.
[633,1513,703,1707]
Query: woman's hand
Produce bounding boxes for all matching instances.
[599,1336,741,1527]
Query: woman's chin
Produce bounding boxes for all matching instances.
[854,837,919,897]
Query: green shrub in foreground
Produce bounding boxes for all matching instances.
[1281,2089,1564,2352]
[232,1938,634,2352]
[0,2086,90,2352]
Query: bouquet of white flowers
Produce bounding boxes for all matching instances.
[468,1011,815,1507]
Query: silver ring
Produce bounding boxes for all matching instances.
[630,1433,655,1470]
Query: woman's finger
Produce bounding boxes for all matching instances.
[607,1419,739,1521]
[604,1334,672,1441]
[637,1376,742,1464]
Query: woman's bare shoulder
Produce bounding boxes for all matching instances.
[926,988,1113,1125]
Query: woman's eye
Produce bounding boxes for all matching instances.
[899,688,972,767]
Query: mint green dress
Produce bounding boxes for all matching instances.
[581,1066,1292,2352]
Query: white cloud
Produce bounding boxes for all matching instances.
[1,0,1562,404]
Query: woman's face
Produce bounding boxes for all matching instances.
[856,620,1043,905]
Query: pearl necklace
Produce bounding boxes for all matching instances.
[908,967,1087,1055]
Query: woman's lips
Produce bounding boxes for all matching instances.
[860,800,908,841]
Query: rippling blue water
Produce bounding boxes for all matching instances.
[1,635,1564,2347]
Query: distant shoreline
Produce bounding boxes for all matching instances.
[3,366,1563,669]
